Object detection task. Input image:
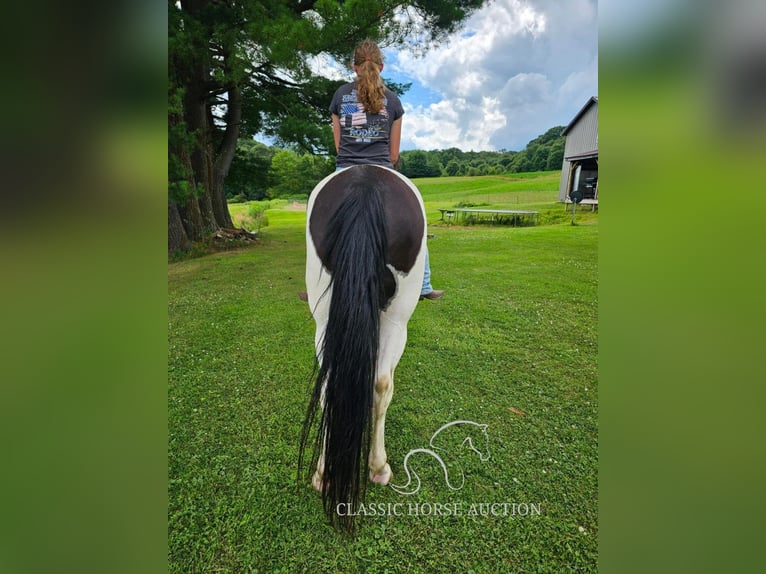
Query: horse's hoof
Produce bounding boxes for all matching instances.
[371,465,392,485]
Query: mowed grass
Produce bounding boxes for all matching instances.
[417,171,560,211]
[169,172,598,572]
[416,171,595,227]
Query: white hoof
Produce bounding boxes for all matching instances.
[370,464,392,485]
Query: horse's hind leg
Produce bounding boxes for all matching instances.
[369,368,394,484]
[312,449,325,492]
[369,318,409,485]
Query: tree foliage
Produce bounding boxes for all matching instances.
[168,0,488,252]
[224,140,275,201]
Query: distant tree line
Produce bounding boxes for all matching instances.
[399,126,565,178]
[226,125,566,201]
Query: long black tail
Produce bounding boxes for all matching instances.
[299,175,389,532]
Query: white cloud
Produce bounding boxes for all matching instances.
[388,0,597,151]
[555,55,598,108]
[307,54,352,82]
[404,96,507,151]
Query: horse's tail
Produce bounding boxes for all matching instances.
[300,176,389,531]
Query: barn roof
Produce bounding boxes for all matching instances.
[565,150,598,161]
[561,96,598,136]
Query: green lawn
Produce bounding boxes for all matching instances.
[169,173,598,572]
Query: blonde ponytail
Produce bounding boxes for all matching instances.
[353,40,385,115]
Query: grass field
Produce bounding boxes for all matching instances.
[169,172,598,572]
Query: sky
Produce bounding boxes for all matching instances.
[383,0,598,152]
[304,0,603,151]
[305,0,598,153]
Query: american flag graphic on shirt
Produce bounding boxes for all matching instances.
[341,98,389,128]
[341,102,367,126]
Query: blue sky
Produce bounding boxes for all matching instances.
[302,0,598,153]
[380,0,598,152]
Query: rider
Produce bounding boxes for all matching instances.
[299,39,443,302]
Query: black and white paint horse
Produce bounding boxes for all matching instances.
[299,165,426,531]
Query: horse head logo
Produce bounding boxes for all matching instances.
[389,420,491,496]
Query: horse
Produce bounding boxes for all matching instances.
[389,420,491,496]
[298,164,427,531]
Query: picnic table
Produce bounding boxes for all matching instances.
[438,207,539,226]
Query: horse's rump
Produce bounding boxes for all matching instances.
[308,166,426,303]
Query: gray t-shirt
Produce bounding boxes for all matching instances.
[329,82,404,168]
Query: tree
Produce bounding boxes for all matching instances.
[473,162,488,175]
[499,154,515,170]
[530,146,549,171]
[444,159,461,176]
[546,138,565,170]
[296,154,334,194]
[509,151,531,173]
[401,150,440,178]
[427,154,444,177]
[225,140,274,200]
[268,150,301,198]
[524,125,564,172]
[527,125,565,147]
[267,150,334,198]
[168,0,489,252]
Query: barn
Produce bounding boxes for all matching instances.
[558,96,598,206]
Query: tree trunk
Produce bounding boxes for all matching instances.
[211,84,240,229]
[196,155,218,233]
[169,97,207,244]
[181,0,218,235]
[172,0,244,245]
[177,192,206,242]
[168,200,190,253]
[185,74,219,234]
